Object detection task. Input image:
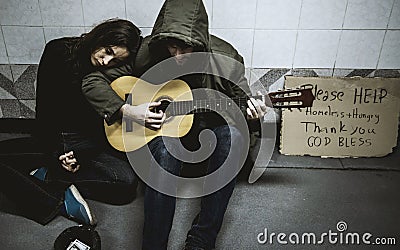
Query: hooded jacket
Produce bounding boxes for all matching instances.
[82,0,252,129]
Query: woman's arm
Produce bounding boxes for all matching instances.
[81,64,132,125]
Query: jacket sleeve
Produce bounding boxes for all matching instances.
[231,53,250,99]
[228,51,261,133]
[81,64,133,125]
[35,40,66,151]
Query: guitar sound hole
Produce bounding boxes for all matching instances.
[152,100,171,114]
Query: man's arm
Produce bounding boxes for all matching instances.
[82,63,166,129]
[230,53,268,130]
[82,64,132,125]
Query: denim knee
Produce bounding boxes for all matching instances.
[149,137,181,175]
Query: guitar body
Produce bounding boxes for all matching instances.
[104,76,194,152]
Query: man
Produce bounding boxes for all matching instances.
[82,0,268,249]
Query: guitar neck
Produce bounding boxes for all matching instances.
[157,92,307,117]
[163,97,250,116]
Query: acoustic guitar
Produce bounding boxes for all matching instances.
[105,76,315,152]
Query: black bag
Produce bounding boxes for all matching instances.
[54,225,101,250]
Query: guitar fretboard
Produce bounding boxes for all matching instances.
[125,87,313,117]
[158,96,255,116]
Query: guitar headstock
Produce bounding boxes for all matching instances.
[266,87,315,109]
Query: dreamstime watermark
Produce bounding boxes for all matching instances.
[257,221,397,246]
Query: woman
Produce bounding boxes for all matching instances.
[0,18,141,226]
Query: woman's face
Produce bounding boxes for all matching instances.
[90,46,129,67]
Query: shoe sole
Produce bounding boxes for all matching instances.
[29,167,47,181]
[69,185,97,226]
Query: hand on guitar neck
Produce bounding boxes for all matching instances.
[120,102,166,130]
[246,91,270,120]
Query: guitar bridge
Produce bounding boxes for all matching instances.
[125,93,133,132]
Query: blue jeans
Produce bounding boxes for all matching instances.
[142,125,244,250]
[0,132,137,225]
[49,132,138,205]
[0,161,64,225]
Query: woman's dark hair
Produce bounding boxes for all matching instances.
[69,18,141,74]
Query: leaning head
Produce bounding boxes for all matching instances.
[80,19,141,67]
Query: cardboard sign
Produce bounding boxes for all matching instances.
[280,76,400,157]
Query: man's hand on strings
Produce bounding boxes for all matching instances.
[121,102,166,130]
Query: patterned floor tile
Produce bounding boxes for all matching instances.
[0,86,16,99]
[0,65,13,82]
[292,68,319,77]
[345,69,375,77]
[19,100,35,118]
[0,99,21,118]
[0,70,16,98]
[248,69,270,95]
[10,65,29,82]
[333,68,375,77]
[14,65,37,99]
[333,68,354,77]
[374,69,400,78]
[313,69,334,77]
[260,69,291,88]
[249,68,270,86]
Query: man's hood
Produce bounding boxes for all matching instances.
[149,0,210,51]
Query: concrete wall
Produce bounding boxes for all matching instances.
[0,0,399,118]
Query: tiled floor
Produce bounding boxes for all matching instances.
[1,131,399,249]
[1,168,399,249]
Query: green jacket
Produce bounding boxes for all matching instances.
[82,0,252,128]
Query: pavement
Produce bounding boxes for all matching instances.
[0,133,399,249]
